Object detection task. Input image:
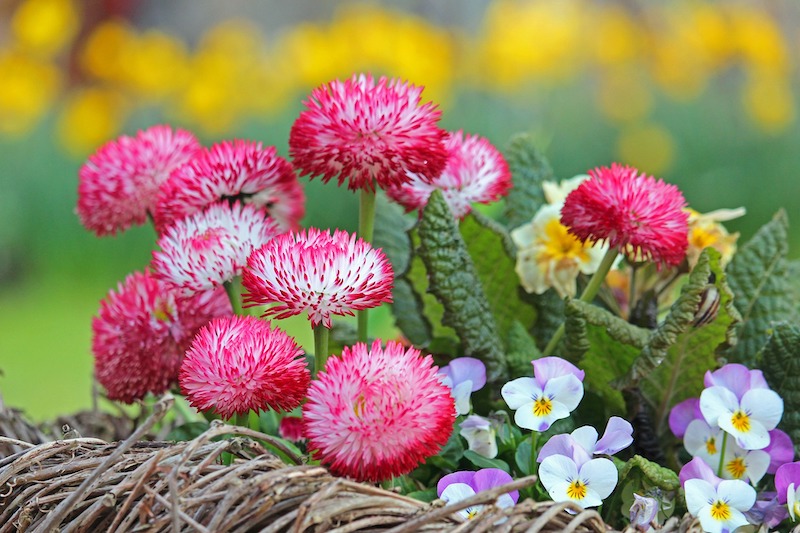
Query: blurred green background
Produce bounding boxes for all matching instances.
[2,0,799,420]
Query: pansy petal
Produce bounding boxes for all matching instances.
[445,357,487,392]
[765,429,795,474]
[741,388,784,431]
[440,483,477,504]
[501,377,539,410]
[698,506,747,533]
[515,400,569,432]
[580,458,618,500]
[438,472,476,496]
[595,416,634,456]
[543,374,584,412]
[452,381,474,415]
[684,419,720,458]
[704,364,753,400]
[539,454,579,492]
[680,457,721,489]
[669,397,702,439]
[472,468,518,503]
[496,493,516,509]
[700,386,739,426]
[532,357,585,388]
[775,462,800,504]
[717,480,757,511]
[570,426,599,455]
[742,449,770,484]
[684,478,715,516]
[538,434,591,465]
[721,417,769,450]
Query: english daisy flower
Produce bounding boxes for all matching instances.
[77,125,200,236]
[242,228,393,328]
[437,469,519,519]
[560,163,689,267]
[152,201,280,295]
[303,340,455,482]
[681,457,756,533]
[289,73,448,192]
[384,130,512,218]
[92,270,231,403]
[539,453,618,510]
[700,384,783,450]
[180,316,309,419]
[154,139,304,232]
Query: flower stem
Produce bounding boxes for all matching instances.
[314,324,330,377]
[717,431,728,477]
[529,432,540,476]
[357,189,377,342]
[543,247,620,355]
[224,277,243,315]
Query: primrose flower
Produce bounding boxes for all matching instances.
[180,316,309,419]
[384,130,512,218]
[539,454,618,509]
[775,462,800,520]
[542,175,588,204]
[501,357,584,432]
[437,469,519,520]
[289,73,448,192]
[560,163,689,267]
[92,270,231,403]
[303,340,454,482]
[700,384,783,450]
[511,203,607,298]
[152,202,280,294]
[681,457,756,533]
[686,207,745,267]
[243,228,394,328]
[439,357,486,415]
[77,125,200,236]
[459,415,498,459]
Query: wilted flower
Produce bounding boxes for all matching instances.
[243,228,393,328]
[686,207,745,267]
[77,125,200,236]
[630,493,659,531]
[439,357,486,415]
[180,316,309,419]
[680,457,756,533]
[289,73,448,192]
[459,415,498,459]
[303,340,454,482]
[437,469,518,519]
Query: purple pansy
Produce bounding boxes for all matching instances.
[437,468,518,520]
[439,357,486,415]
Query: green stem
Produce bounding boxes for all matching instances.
[542,248,620,355]
[717,432,728,477]
[314,324,331,377]
[234,412,248,428]
[224,277,243,315]
[628,264,638,316]
[357,189,377,342]
[530,432,540,476]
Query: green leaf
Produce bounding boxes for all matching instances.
[463,450,511,473]
[373,192,414,274]
[761,322,800,456]
[505,321,541,377]
[530,290,566,352]
[514,439,533,476]
[503,133,554,229]
[417,190,508,385]
[167,421,209,441]
[725,210,797,366]
[617,455,680,491]
[390,277,433,346]
[428,429,465,472]
[406,489,438,503]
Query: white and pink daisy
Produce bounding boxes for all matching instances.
[437,469,519,519]
[243,228,394,328]
[680,457,756,533]
[154,139,304,232]
[152,201,280,294]
[289,73,448,192]
[180,316,309,419]
[77,125,200,236]
[92,270,231,403]
[303,340,455,482]
[384,131,512,218]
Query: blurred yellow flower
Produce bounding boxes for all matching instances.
[741,71,795,134]
[686,207,745,268]
[120,31,189,100]
[596,68,653,124]
[11,0,79,57]
[590,5,642,67]
[0,50,61,135]
[616,122,675,175]
[79,19,136,83]
[57,88,128,155]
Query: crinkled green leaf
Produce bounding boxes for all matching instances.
[503,133,554,229]
[460,211,537,343]
[463,450,510,473]
[760,322,800,456]
[530,290,566,352]
[617,455,680,491]
[725,210,797,366]
[418,191,507,385]
[506,321,541,377]
[789,259,800,314]
[563,300,649,413]
[390,277,433,346]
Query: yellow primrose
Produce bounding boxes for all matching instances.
[686,207,745,267]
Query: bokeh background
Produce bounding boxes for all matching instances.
[2,0,799,420]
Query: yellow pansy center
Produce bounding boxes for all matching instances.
[566,480,587,501]
[541,219,590,262]
[466,507,479,519]
[710,500,731,521]
[533,396,553,417]
[726,457,747,479]
[705,437,717,455]
[731,410,751,433]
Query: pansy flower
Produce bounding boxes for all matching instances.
[539,453,618,510]
[459,415,498,459]
[776,462,800,521]
[437,469,519,520]
[700,384,783,450]
[538,417,633,462]
[680,457,756,533]
[439,357,486,415]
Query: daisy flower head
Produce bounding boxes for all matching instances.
[560,163,689,267]
[243,228,394,328]
[384,130,512,218]
[700,384,783,450]
[180,316,309,419]
[77,125,200,236]
[152,201,280,295]
[303,340,455,482]
[501,356,585,432]
[154,139,304,232]
[92,270,231,403]
[437,469,519,519]
[511,202,608,298]
[289,73,448,192]
[680,457,757,533]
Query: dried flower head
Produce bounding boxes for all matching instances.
[385,131,511,218]
[560,163,689,267]
[243,228,393,328]
[289,73,448,192]
[92,270,231,403]
[77,125,200,236]
[303,340,455,482]
[152,202,280,294]
[154,139,304,232]
[180,316,309,419]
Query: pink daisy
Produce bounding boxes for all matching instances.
[151,201,280,294]
[560,163,689,266]
[303,340,455,482]
[242,228,393,328]
[77,125,200,236]
[385,130,512,218]
[154,139,305,233]
[92,270,232,403]
[279,416,306,443]
[289,73,448,192]
[180,316,309,419]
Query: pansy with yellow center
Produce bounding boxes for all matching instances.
[776,462,800,521]
[681,457,756,533]
[720,440,770,484]
[539,454,618,509]
[437,469,518,520]
[700,385,783,450]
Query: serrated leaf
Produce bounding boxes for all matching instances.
[761,322,800,456]
[726,210,797,366]
[460,211,537,342]
[503,133,554,229]
[463,450,510,473]
[418,191,508,385]
[617,455,680,491]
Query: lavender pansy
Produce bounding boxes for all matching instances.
[699,385,783,450]
[765,428,795,474]
[437,468,518,520]
[439,357,486,415]
[459,415,498,459]
[775,461,800,521]
[703,363,769,401]
[681,457,756,533]
[668,397,702,439]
